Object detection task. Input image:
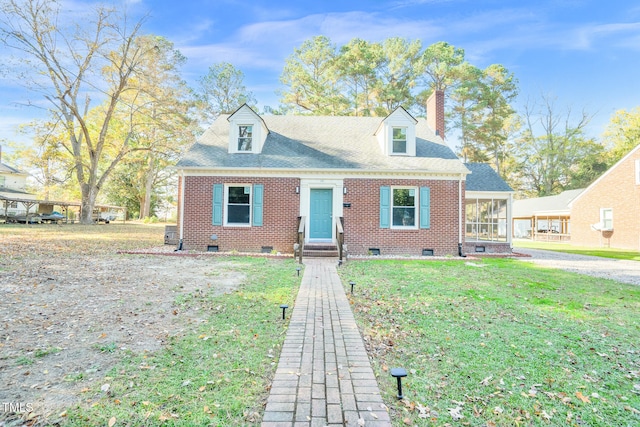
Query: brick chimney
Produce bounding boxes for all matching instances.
[426,89,445,140]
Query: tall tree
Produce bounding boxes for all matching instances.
[335,38,382,116]
[602,107,640,164]
[101,35,195,219]
[280,35,347,115]
[419,41,466,92]
[11,119,77,201]
[371,37,422,115]
[0,0,153,223]
[472,64,519,176]
[514,94,602,196]
[197,62,256,125]
[449,63,484,162]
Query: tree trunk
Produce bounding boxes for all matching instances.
[80,183,99,224]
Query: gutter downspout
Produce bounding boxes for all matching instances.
[458,173,466,257]
[177,170,185,251]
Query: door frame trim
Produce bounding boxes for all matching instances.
[299,178,344,244]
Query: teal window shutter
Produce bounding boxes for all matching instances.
[212,184,223,225]
[420,187,431,229]
[380,186,390,228]
[253,184,263,226]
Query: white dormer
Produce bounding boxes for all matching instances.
[374,106,418,157]
[227,104,269,154]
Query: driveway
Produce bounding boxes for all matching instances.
[514,248,640,286]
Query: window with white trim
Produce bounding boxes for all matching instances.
[392,127,407,154]
[225,185,252,225]
[600,208,613,230]
[465,198,508,242]
[238,125,253,151]
[392,187,416,228]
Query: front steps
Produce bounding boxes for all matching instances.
[303,242,339,258]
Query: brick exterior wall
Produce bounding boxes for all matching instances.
[464,242,511,254]
[181,176,301,252]
[180,175,468,256]
[571,149,640,250]
[342,178,462,256]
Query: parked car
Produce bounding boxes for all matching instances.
[8,214,42,224]
[40,211,65,223]
[93,211,117,223]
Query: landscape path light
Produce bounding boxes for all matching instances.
[390,368,407,399]
[279,304,289,320]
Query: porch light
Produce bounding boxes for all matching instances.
[343,187,347,194]
[295,186,299,194]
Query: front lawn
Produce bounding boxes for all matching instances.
[339,259,640,426]
[61,257,301,426]
[514,240,640,261]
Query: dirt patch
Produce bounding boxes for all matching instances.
[0,250,244,422]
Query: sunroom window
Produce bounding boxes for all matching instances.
[238,125,253,151]
[465,198,507,242]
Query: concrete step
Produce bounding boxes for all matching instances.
[303,243,339,258]
[303,249,340,257]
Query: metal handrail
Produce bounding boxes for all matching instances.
[336,217,344,262]
[297,216,306,264]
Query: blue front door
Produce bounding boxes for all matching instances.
[310,189,333,239]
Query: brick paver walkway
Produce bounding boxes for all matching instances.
[261,258,391,427]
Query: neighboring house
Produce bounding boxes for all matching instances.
[512,189,584,241]
[0,150,37,216]
[569,144,640,250]
[175,92,513,256]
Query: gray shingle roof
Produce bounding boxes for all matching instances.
[0,162,24,174]
[512,188,584,217]
[464,163,513,192]
[177,114,469,174]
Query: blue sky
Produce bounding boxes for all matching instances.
[1,0,640,150]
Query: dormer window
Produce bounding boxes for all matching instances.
[374,107,417,157]
[392,127,407,154]
[238,125,253,151]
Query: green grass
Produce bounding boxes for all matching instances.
[514,240,640,261]
[339,259,640,426]
[62,257,302,426]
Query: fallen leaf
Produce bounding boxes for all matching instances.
[108,417,116,427]
[576,391,590,403]
[480,375,493,386]
[448,406,464,421]
[101,384,110,392]
[199,386,206,392]
[624,406,640,415]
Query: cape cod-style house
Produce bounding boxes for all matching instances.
[175,91,513,257]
